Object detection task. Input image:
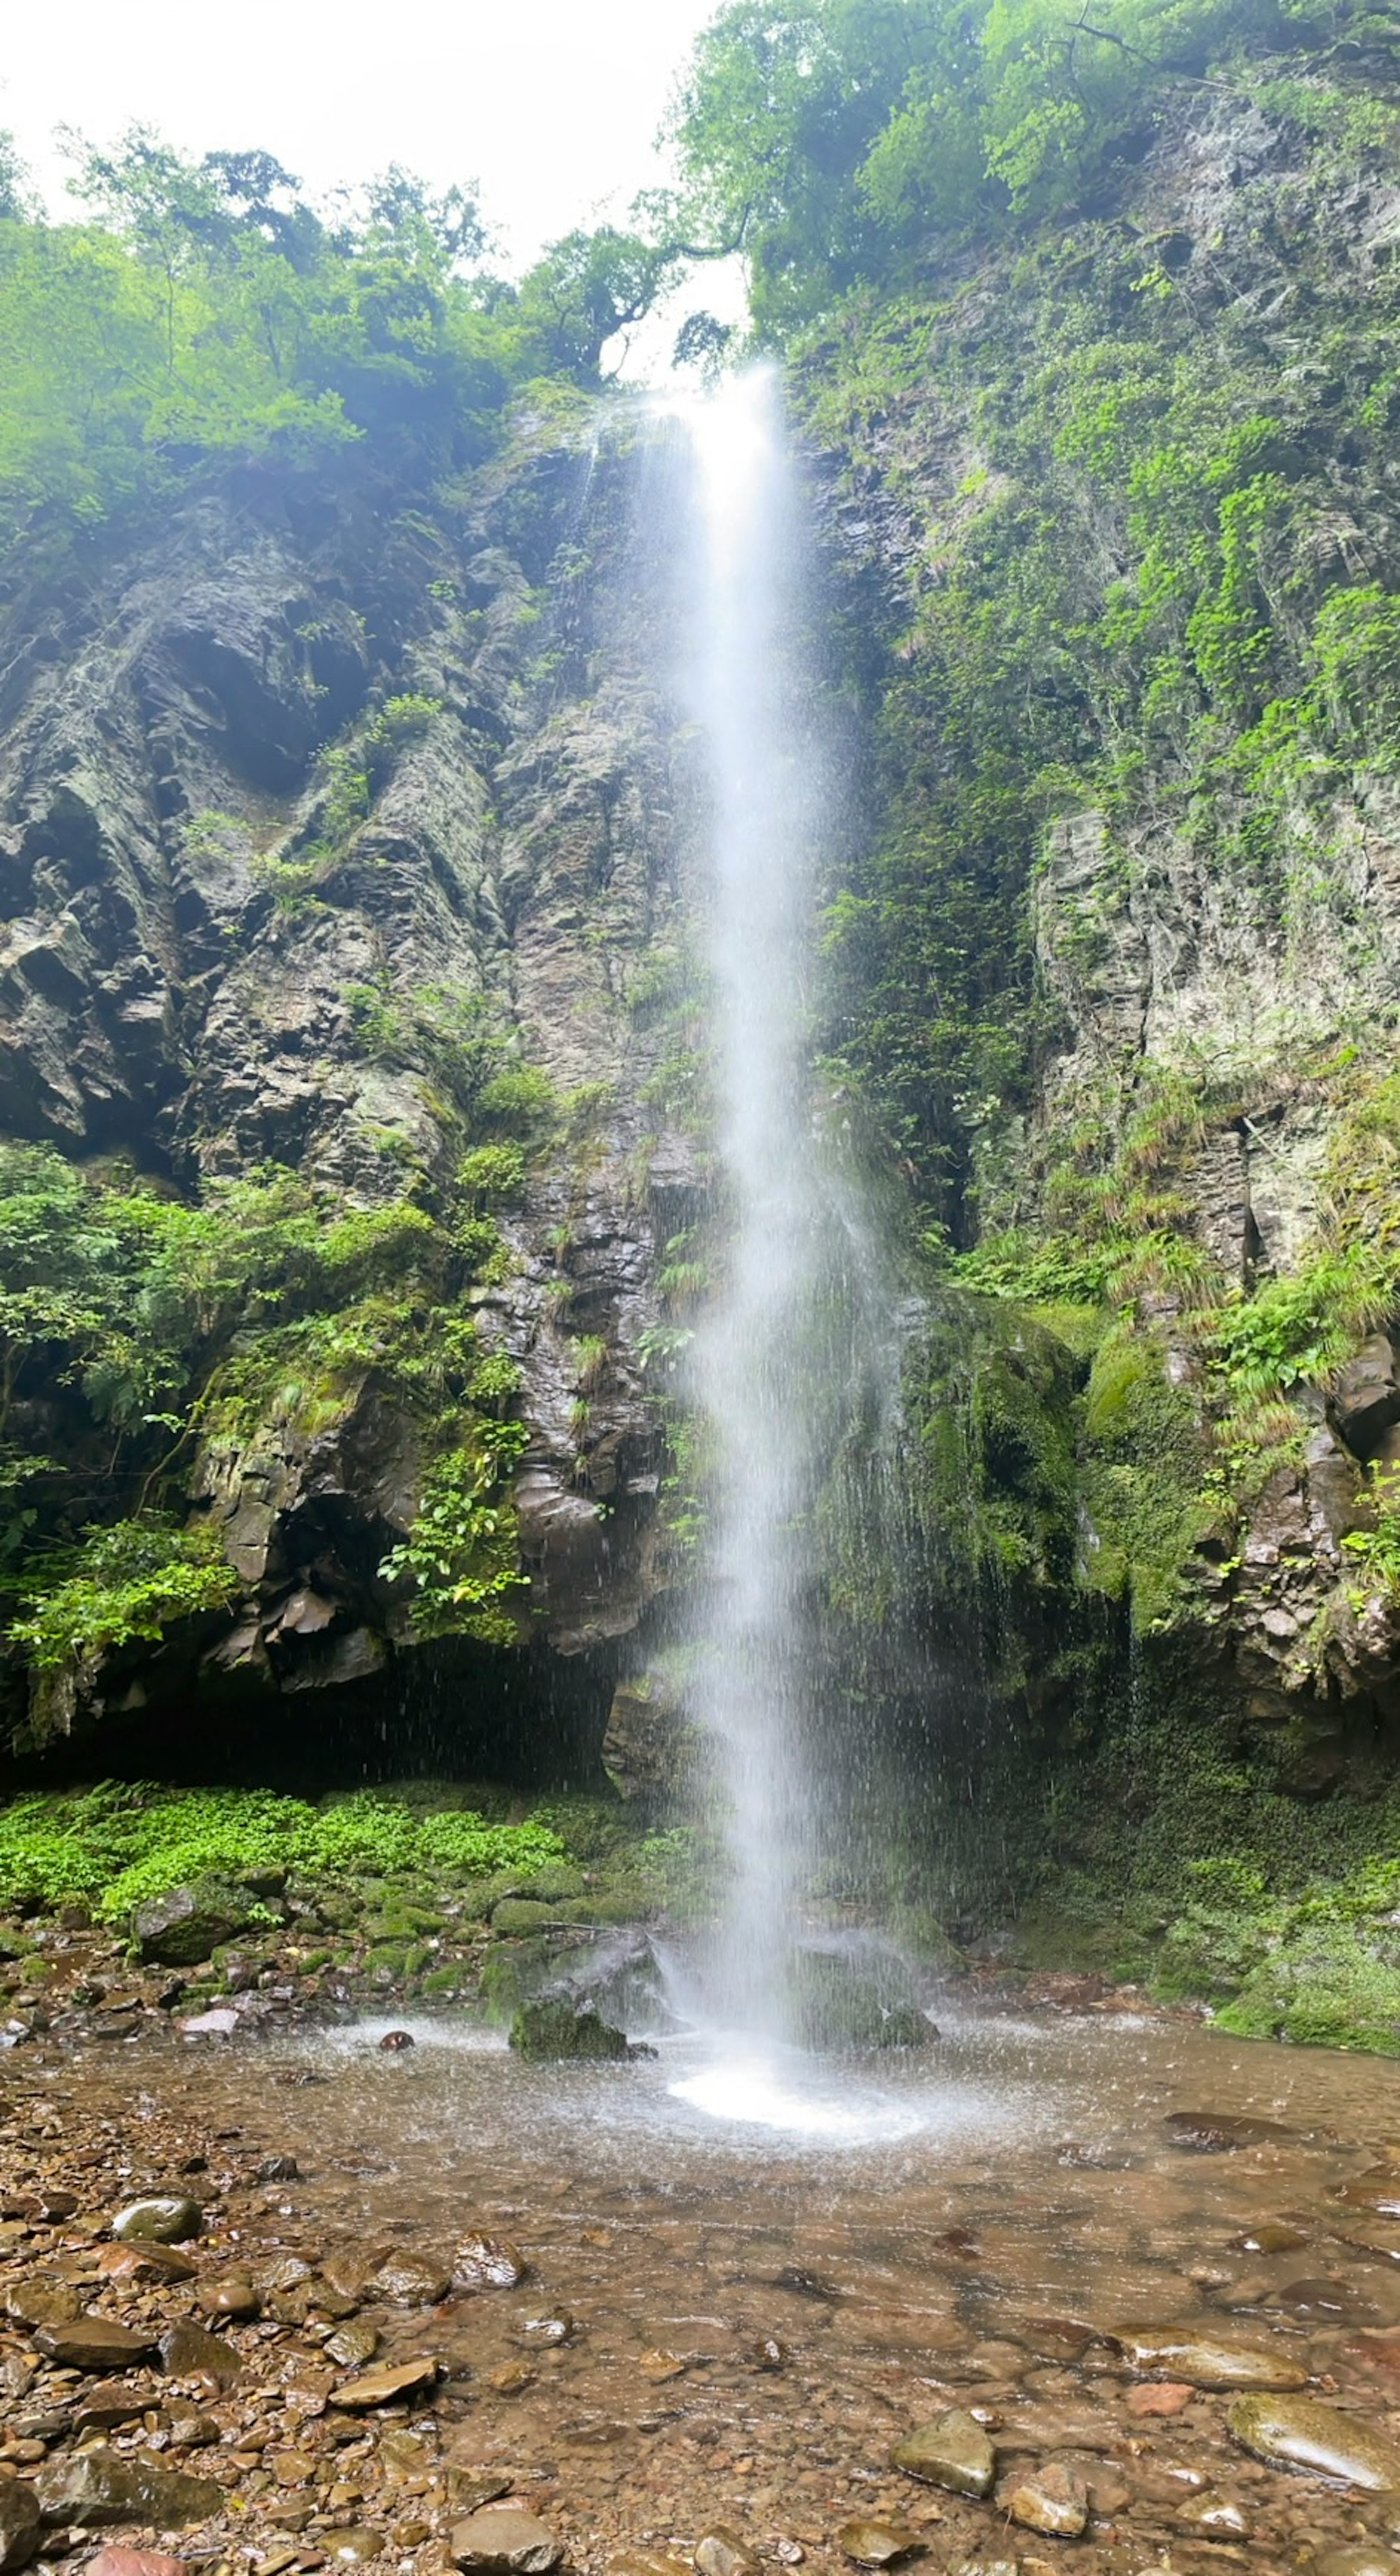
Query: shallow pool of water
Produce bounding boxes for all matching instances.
[16,2000,1400,2572]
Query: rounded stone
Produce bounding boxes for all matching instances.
[112,2195,202,2245]
[891,2410,996,2499]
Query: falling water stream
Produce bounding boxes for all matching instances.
[659,372,920,2138]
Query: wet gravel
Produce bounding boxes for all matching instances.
[5,1991,1400,2576]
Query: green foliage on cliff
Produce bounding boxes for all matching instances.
[672,0,1338,332]
[0,1140,534,1696]
[8,1519,238,1672]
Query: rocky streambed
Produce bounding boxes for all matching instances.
[5,2011,1400,2575]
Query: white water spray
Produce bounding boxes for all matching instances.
[680,367,830,2039]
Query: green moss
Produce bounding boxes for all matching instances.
[0,1784,569,1921]
[1215,1930,1400,2055]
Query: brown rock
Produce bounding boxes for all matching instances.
[6,2277,81,2329]
[74,2377,162,2432]
[328,2357,439,2410]
[693,2537,759,2576]
[835,2524,920,2567]
[158,2318,243,2388]
[449,2508,563,2574]
[34,2314,156,2371]
[84,2554,188,2576]
[372,2252,452,2304]
[1126,2380,1194,2416]
[36,2446,223,2528]
[1110,2326,1306,2389]
[1177,2492,1250,2537]
[454,2233,528,2291]
[994,2461,1088,2539]
[1163,2110,1298,2152]
[0,2479,39,2573]
[1229,2392,1400,2487]
[890,2412,995,2498]
[95,2242,198,2285]
[195,2272,260,2320]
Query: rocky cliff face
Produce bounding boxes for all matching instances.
[0,419,711,1754]
[801,69,1400,1771]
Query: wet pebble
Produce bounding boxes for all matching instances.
[1110,2326,1307,2389]
[450,2507,563,2573]
[328,2356,439,2410]
[835,2525,920,2567]
[320,2531,381,2563]
[1228,2392,1400,2488]
[455,2231,528,2290]
[1175,2490,1251,2537]
[693,2533,760,2576]
[0,2478,39,2573]
[993,2460,1088,2539]
[890,2412,996,2499]
[195,2270,260,2319]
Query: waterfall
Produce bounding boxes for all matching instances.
[680,367,830,2036]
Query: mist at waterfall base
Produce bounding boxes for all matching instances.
[653,371,942,2141]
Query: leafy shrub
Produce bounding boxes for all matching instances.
[9,1518,238,1670]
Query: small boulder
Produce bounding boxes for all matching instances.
[0,2479,39,2572]
[34,2315,156,2371]
[891,2410,996,2498]
[454,2233,528,2291]
[1229,2392,1400,2488]
[158,2318,242,2388]
[693,2537,758,2576]
[132,1875,254,1966]
[449,2508,562,2575]
[114,2195,202,2245]
[328,2356,439,2410]
[994,2460,1088,2539]
[836,2524,919,2567]
[508,1998,631,2062]
[36,2446,223,2528]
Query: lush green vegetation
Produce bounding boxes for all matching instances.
[0,128,678,554]
[0,1112,545,1695]
[0,1782,567,1919]
[669,0,1339,335]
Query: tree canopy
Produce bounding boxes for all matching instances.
[0,126,671,552]
[668,0,1335,331]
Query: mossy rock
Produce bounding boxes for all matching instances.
[785,1944,934,2050]
[509,1997,633,2061]
[888,1906,967,1976]
[508,1865,587,1902]
[490,1898,561,1936]
[1214,1930,1400,2055]
[421,1964,464,1995]
[478,1933,585,2024]
[132,1874,256,1967]
[367,1941,409,1976]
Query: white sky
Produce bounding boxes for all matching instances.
[1,0,722,271]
